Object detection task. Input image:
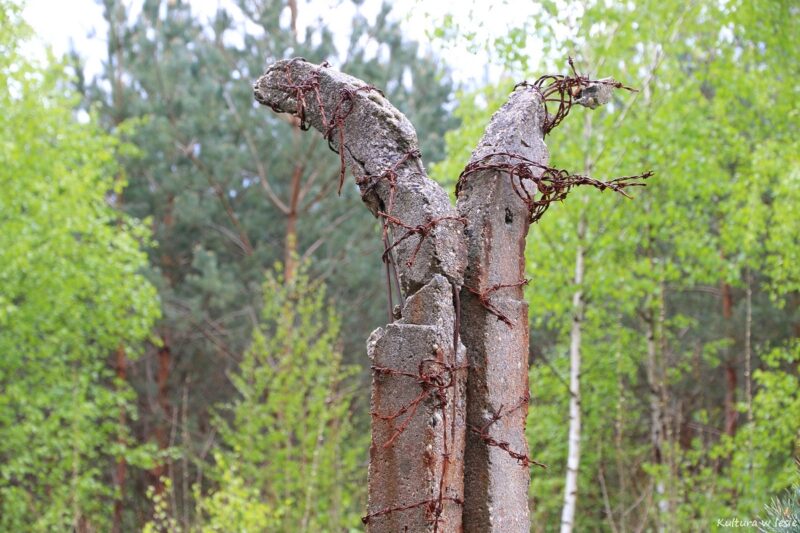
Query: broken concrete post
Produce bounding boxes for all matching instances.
[254,59,468,532]
[254,57,648,533]
[366,274,467,530]
[455,86,549,532]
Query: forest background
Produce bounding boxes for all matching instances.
[1,0,798,531]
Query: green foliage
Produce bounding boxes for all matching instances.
[82,4,460,520]
[665,342,800,529]
[194,454,287,532]
[0,3,159,530]
[200,263,364,532]
[143,479,182,533]
[3,0,797,528]
[433,0,799,530]
[740,344,800,497]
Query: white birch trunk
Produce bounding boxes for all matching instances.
[560,215,585,533]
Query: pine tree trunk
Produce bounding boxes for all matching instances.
[721,281,739,437]
[113,345,127,533]
[284,162,303,282]
[151,337,172,496]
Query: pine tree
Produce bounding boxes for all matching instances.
[83,0,459,524]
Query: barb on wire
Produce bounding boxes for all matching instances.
[379,212,467,268]
[516,56,638,134]
[468,392,547,469]
[464,279,530,327]
[271,59,383,194]
[358,148,421,217]
[367,350,468,531]
[361,496,464,526]
[457,151,652,224]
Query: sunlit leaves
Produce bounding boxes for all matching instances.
[205,263,363,531]
[0,4,159,530]
[432,0,798,529]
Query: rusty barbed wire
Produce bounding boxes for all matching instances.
[379,212,467,268]
[357,149,424,322]
[464,278,530,327]
[516,56,638,134]
[457,151,652,224]
[365,351,468,531]
[357,148,421,218]
[361,496,464,527]
[270,58,326,129]
[468,391,546,469]
[370,357,466,446]
[324,83,384,194]
[271,59,383,194]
